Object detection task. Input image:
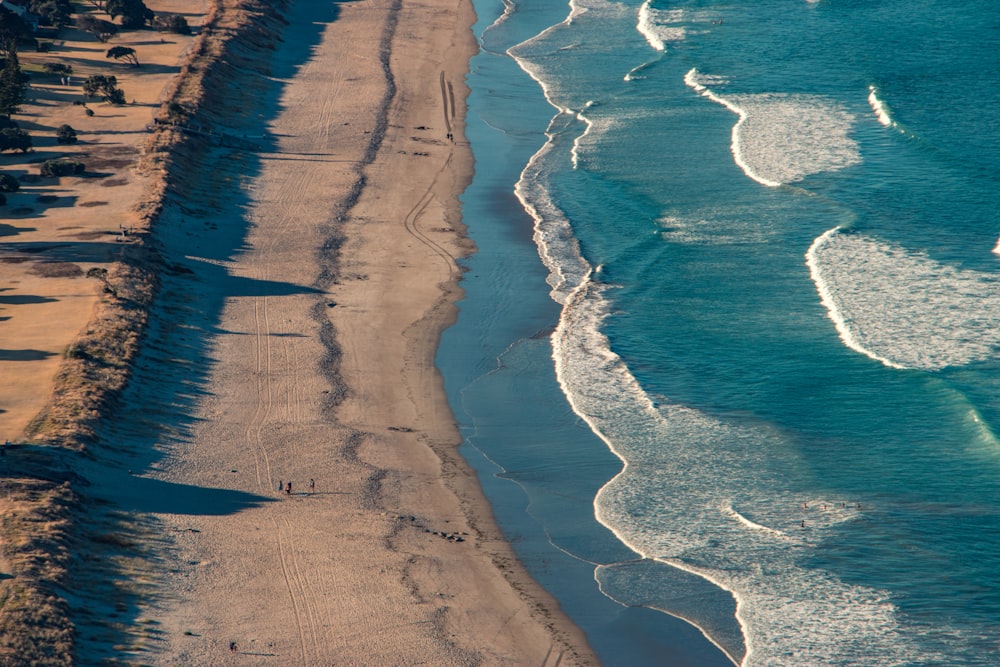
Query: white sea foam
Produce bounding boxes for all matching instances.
[867,84,894,127]
[637,2,687,52]
[484,0,516,35]
[656,211,778,246]
[808,228,1000,370]
[626,1,688,82]
[507,3,950,664]
[721,501,791,540]
[550,277,935,666]
[571,101,596,169]
[514,114,591,302]
[508,0,627,298]
[685,68,862,187]
[506,9,576,114]
[624,60,654,82]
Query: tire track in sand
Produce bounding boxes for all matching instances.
[272,515,312,663]
[248,294,275,489]
[401,153,460,278]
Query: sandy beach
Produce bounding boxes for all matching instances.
[2,0,597,663]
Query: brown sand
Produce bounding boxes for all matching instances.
[55,0,598,665]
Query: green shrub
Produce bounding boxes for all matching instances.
[40,159,85,177]
[82,74,126,105]
[106,0,154,29]
[75,15,118,43]
[0,173,19,192]
[55,124,77,144]
[43,63,73,75]
[154,13,191,35]
[0,128,31,153]
[106,88,126,105]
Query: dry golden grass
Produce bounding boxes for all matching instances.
[0,2,292,663]
[0,478,76,666]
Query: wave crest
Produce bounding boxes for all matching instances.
[686,69,862,186]
[807,228,1000,370]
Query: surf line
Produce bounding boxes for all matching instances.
[683,68,782,188]
[867,85,893,128]
[571,102,595,169]
[552,276,751,667]
[720,501,791,541]
[805,226,907,370]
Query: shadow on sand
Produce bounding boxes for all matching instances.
[109,473,275,516]
[0,349,58,361]
[56,2,354,663]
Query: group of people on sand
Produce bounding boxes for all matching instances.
[277,478,315,496]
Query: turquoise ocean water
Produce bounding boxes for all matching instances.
[439,0,1000,664]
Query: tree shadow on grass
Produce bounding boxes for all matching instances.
[0,294,58,305]
[0,223,37,237]
[0,349,58,361]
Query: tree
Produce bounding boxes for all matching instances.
[82,74,125,104]
[40,158,84,177]
[43,62,72,75]
[105,0,153,30]
[76,15,118,42]
[153,13,190,35]
[27,0,73,29]
[0,51,28,117]
[164,100,188,123]
[55,123,76,143]
[0,127,31,152]
[0,7,31,58]
[82,73,109,98]
[0,172,18,192]
[105,45,138,66]
[105,86,125,105]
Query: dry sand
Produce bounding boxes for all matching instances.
[38,0,599,664]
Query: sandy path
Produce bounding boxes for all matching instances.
[92,0,596,664]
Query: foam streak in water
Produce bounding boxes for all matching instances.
[551,278,927,666]
[636,2,686,52]
[807,227,1000,370]
[867,84,894,127]
[513,117,591,302]
[571,101,595,169]
[685,68,862,186]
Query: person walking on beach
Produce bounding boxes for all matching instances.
[309,478,315,495]
[286,481,292,495]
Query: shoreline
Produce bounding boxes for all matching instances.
[1,0,597,663]
[133,0,599,661]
